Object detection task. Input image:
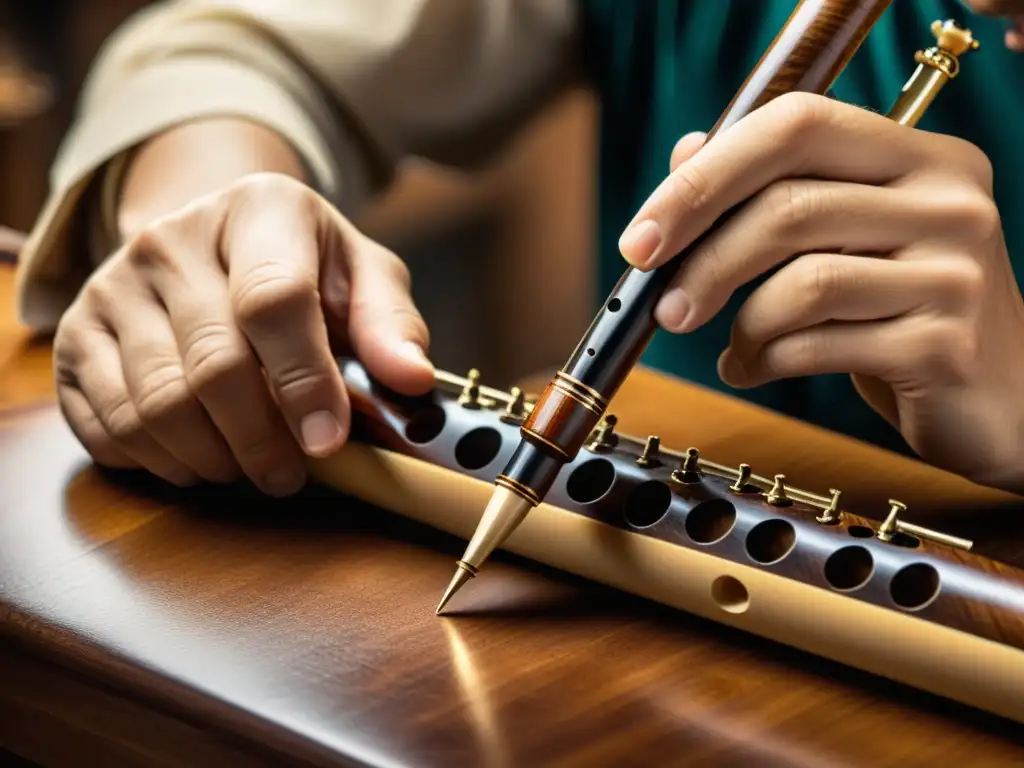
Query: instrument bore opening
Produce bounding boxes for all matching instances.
[745,518,797,565]
[684,499,736,545]
[404,404,446,444]
[889,562,941,610]
[623,480,672,528]
[847,525,874,538]
[891,532,920,549]
[566,458,616,504]
[824,545,874,591]
[710,575,749,614]
[454,427,503,470]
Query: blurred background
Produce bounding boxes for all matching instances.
[0,0,597,388]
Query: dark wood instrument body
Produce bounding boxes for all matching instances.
[341,360,1024,655]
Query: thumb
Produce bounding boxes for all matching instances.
[669,131,708,174]
[345,234,435,395]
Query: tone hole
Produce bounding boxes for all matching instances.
[847,525,874,539]
[623,480,672,528]
[823,545,874,591]
[566,458,616,504]
[890,562,941,610]
[745,518,796,565]
[684,498,736,544]
[404,404,446,444]
[607,298,622,312]
[454,427,503,470]
[711,575,749,614]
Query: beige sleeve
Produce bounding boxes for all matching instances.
[16,0,577,331]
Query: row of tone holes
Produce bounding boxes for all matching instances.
[404,408,942,612]
[565,458,940,611]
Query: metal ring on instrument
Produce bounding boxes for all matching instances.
[553,373,605,415]
[495,474,542,507]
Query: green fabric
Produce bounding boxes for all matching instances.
[579,0,1024,455]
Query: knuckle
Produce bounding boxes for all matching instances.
[53,314,88,374]
[232,266,317,328]
[936,258,987,307]
[764,180,824,235]
[353,298,430,346]
[271,362,335,402]
[99,394,145,445]
[79,274,120,317]
[768,332,823,376]
[797,255,846,307]
[181,324,249,394]
[124,225,179,274]
[231,171,315,211]
[666,161,712,217]
[133,361,193,426]
[949,137,994,190]
[941,188,1002,243]
[386,254,413,291]
[771,92,830,143]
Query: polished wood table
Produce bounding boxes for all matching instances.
[2,262,1024,767]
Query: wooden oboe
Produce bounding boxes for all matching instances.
[440,0,929,611]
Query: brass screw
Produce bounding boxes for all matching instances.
[587,414,618,452]
[877,499,906,543]
[816,489,843,524]
[458,368,482,408]
[500,387,526,423]
[671,447,702,485]
[729,463,753,493]
[765,474,791,506]
[636,435,662,467]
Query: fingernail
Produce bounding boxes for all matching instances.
[300,410,342,456]
[399,340,432,369]
[619,219,662,267]
[654,287,691,331]
[264,467,306,497]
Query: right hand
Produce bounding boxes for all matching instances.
[53,172,435,496]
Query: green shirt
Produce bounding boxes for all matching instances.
[580,0,1024,455]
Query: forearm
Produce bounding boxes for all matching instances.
[117,117,308,240]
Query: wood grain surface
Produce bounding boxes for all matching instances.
[2,264,1024,767]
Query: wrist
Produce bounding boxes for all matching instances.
[116,117,308,240]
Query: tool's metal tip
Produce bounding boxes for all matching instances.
[436,563,475,615]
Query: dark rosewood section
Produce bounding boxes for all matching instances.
[340,359,1024,654]
[711,0,892,135]
[521,385,602,459]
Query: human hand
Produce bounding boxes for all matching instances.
[618,93,1024,492]
[54,172,434,496]
[963,1,1024,51]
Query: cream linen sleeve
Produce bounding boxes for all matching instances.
[15,0,577,331]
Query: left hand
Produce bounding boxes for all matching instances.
[618,92,1024,493]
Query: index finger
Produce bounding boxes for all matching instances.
[225,176,351,458]
[619,93,934,270]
